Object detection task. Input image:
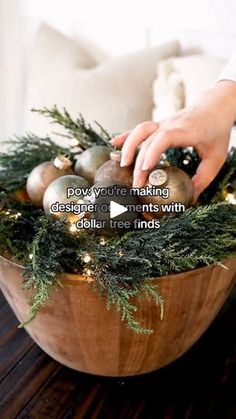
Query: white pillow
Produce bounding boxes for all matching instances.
[170,55,227,105]
[23,27,180,137]
[29,23,101,71]
[152,60,185,121]
[152,55,227,121]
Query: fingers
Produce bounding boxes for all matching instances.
[133,169,148,188]
[131,126,187,187]
[120,122,158,167]
[141,129,188,171]
[133,138,153,187]
[192,157,224,201]
[132,128,178,187]
[110,131,130,148]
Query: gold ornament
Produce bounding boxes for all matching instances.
[74,146,111,183]
[94,150,133,187]
[43,174,90,223]
[140,166,194,219]
[26,156,73,207]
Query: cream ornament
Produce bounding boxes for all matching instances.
[26,156,73,207]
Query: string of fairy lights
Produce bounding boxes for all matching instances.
[1,188,235,282]
[226,192,236,205]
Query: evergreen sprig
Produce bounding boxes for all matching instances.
[0,193,43,262]
[1,185,236,333]
[20,216,82,327]
[0,134,70,192]
[32,106,112,148]
[10,201,233,333]
[0,110,236,333]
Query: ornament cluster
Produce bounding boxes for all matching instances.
[25,143,194,235]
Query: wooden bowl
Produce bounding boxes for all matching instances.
[0,255,235,376]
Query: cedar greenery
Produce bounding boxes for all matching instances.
[0,134,70,192]
[0,107,236,333]
[32,105,112,148]
[0,195,235,333]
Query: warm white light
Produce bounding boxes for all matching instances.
[69,224,77,233]
[85,268,92,276]
[226,193,236,205]
[13,212,22,219]
[100,237,106,245]
[29,253,33,260]
[85,268,94,283]
[83,253,91,263]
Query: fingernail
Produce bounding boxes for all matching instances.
[120,158,128,167]
[132,177,142,188]
[133,182,143,188]
[141,162,150,171]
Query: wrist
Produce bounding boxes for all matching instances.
[200,81,236,126]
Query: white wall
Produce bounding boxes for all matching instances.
[0,0,24,140]
[21,0,236,57]
[1,0,236,141]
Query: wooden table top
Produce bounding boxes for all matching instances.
[0,288,236,419]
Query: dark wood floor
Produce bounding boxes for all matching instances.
[0,288,236,419]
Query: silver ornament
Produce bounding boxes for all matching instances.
[74,146,111,183]
[43,175,90,222]
[26,156,73,207]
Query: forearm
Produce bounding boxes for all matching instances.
[196,81,236,127]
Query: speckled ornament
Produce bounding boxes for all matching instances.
[26,156,73,207]
[74,146,111,183]
[94,150,133,187]
[43,175,90,223]
[140,166,194,219]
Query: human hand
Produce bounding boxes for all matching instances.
[111,82,236,200]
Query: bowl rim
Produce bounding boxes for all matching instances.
[1,253,235,286]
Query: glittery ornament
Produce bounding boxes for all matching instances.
[74,146,111,183]
[26,156,73,207]
[140,166,194,219]
[94,150,133,187]
[43,175,90,223]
